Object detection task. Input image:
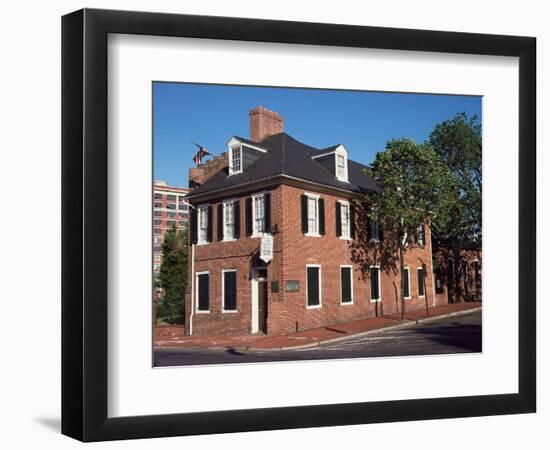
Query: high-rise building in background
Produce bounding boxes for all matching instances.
[153,181,190,280]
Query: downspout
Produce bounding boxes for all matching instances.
[428,219,436,307]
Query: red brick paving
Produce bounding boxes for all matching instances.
[154,302,481,350]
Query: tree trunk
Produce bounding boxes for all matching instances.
[423,264,429,316]
[399,243,406,321]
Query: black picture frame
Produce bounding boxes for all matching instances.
[62,8,536,442]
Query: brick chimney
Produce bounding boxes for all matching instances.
[249,106,284,142]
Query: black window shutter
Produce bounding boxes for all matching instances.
[403,269,410,298]
[264,192,271,233]
[335,202,342,237]
[301,195,308,234]
[307,267,320,306]
[234,200,241,239]
[198,274,209,310]
[190,207,198,244]
[421,224,426,246]
[370,267,379,300]
[366,215,371,241]
[206,205,213,242]
[418,269,425,296]
[224,271,237,310]
[379,223,384,242]
[341,267,352,303]
[318,198,325,235]
[217,203,224,241]
[245,197,253,236]
[350,204,356,239]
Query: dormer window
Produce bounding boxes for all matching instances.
[230,145,242,175]
[334,147,348,182]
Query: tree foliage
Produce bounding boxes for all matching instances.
[353,138,456,318]
[157,225,188,324]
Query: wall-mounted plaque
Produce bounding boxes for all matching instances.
[285,280,299,292]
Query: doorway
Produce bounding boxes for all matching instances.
[251,268,268,334]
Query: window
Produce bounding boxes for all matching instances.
[370,267,381,302]
[154,193,163,201]
[154,210,162,217]
[369,220,380,241]
[198,206,209,244]
[196,272,209,312]
[336,154,346,179]
[167,220,176,227]
[416,224,426,246]
[252,194,265,235]
[154,219,161,226]
[230,145,242,174]
[307,196,319,235]
[340,266,353,304]
[403,267,411,299]
[166,194,176,202]
[340,202,350,239]
[166,203,176,210]
[224,200,235,240]
[222,270,237,311]
[167,211,176,218]
[418,267,425,297]
[306,265,322,308]
[154,202,162,209]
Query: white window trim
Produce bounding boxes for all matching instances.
[340,265,354,305]
[417,266,426,298]
[228,144,243,176]
[306,264,322,309]
[338,199,352,240]
[221,269,238,313]
[251,192,268,238]
[222,199,237,242]
[369,265,382,303]
[304,192,321,237]
[195,271,210,314]
[335,149,348,182]
[403,267,411,300]
[196,204,210,245]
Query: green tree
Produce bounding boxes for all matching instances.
[157,225,188,324]
[358,138,456,320]
[428,113,482,301]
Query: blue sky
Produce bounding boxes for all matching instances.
[153,82,481,187]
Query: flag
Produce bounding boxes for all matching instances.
[192,142,212,165]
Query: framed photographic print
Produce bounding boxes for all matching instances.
[62,8,536,442]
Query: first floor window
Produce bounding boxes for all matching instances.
[403,267,410,299]
[197,273,209,311]
[198,206,209,243]
[223,270,237,311]
[370,267,380,301]
[418,267,425,297]
[340,266,353,304]
[307,266,321,307]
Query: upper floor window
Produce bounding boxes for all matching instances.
[230,145,242,175]
[301,193,325,236]
[198,205,210,244]
[370,220,380,241]
[224,200,235,240]
[334,147,348,182]
[253,194,265,235]
[340,201,350,239]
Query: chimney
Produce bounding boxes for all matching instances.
[249,106,284,142]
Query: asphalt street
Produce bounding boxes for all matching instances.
[154,310,481,367]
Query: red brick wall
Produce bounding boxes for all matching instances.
[186,184,439,336]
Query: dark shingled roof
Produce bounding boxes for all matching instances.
[188,132,379,197]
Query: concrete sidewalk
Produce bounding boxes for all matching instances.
[154,302,482,351]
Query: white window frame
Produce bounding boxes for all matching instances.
[306,264,322,309]
[403,267,411,300]
[229,144,242,175]
[222,199,237,241]
[369,265,382,303]
[340,264,354,305]
[304,192,320,237]
[417,266,426,298]
[338,200,351,240]
[195,271,210,314]
[221,269,238,313]
[197,204,210,245]
[251,193,266,237]
[335,146,349,182]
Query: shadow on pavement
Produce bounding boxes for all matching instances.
[410,322,482,352]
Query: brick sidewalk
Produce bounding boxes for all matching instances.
[154,302,481,351]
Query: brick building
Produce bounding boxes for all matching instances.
[184,106,444,336]
[153,181,190,279]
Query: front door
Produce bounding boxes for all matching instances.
[257,269,268,333]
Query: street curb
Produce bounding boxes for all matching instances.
[155,306,482,353]
[242,306,482,352]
